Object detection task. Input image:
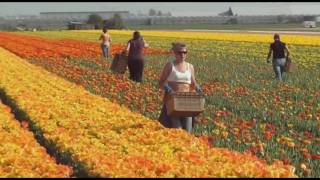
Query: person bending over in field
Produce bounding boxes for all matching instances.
[266,33,290,81]
[99,27,112,60]
[158,42,202,133]
[125,31,149,83]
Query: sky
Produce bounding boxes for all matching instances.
[0,2,320,17]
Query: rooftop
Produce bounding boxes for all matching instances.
[40,11,130,14]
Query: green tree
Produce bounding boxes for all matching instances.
[113,13,124,29]
[149,9,157,16]
[102,19,114,29]
[102,13,125,29]
[219,7,234,16]
[87,14,103,29]
[146,18,154,26]
[277,15,284,23]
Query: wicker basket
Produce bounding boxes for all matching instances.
[110,53,128,74]
[285,57,295,73]
[165,92,205,117]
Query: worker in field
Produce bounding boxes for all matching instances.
[125,31,149,83]
[266,33,290,81]
[158,42,203,133]
[99,27,112,60]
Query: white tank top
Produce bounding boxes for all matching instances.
[167,62,192,84]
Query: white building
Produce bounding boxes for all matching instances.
[303,21,316,28]
[39,11,130,21]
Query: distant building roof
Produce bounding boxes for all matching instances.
[40,11,130,14]
[68,21,85,25]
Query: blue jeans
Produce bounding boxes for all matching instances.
[273,58,286,81]
[158,104,193,133]
[101,44,109,58]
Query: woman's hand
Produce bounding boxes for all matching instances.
[164,84,173,93]
[195,84,203,93]
[122,49,128,55]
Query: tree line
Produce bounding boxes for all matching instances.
[87,9,172,29]
[87,13,125,29]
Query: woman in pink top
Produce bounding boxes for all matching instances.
[158,42,202,133]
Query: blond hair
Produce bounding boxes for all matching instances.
[171,42,187,52]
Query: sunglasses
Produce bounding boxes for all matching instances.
[176,51,188,55]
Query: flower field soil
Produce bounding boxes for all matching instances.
[0,100,72,177]
[0,48,297,177]
[1,31,319,177]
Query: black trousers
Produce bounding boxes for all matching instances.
[128,58,144,82]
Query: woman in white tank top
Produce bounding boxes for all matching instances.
[158,42,201,133]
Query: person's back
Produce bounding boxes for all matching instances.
[126,31,148,83]
[266,33,290,81]
[99,28,111,59]
[128,37,144,60]
[100,32,111,47]
[270,41,286,59]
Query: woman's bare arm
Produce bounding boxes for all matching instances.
[126,42,130,52]
[143,38,149,48]
[285,45,290,57]
[267,47,272,63]
[190,63,197,90]
[109,34,112,43]
[158,62,172,89]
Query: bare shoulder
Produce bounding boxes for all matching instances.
[160,61,172,73]
[160,61,173,78]
[164,61,172,69]
[188,63,194,70]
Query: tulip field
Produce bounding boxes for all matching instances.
[0,29,319,177]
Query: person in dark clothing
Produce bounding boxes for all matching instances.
[125,31,149,83]
[266,33,290,81]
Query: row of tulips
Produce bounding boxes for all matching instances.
[5,32,318,132]
[77,30,320,46]
[0,31,166,118]
[0,32,169,60]
[16,30,320,70]
[0,47,297,177]
[0,99,72,177]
